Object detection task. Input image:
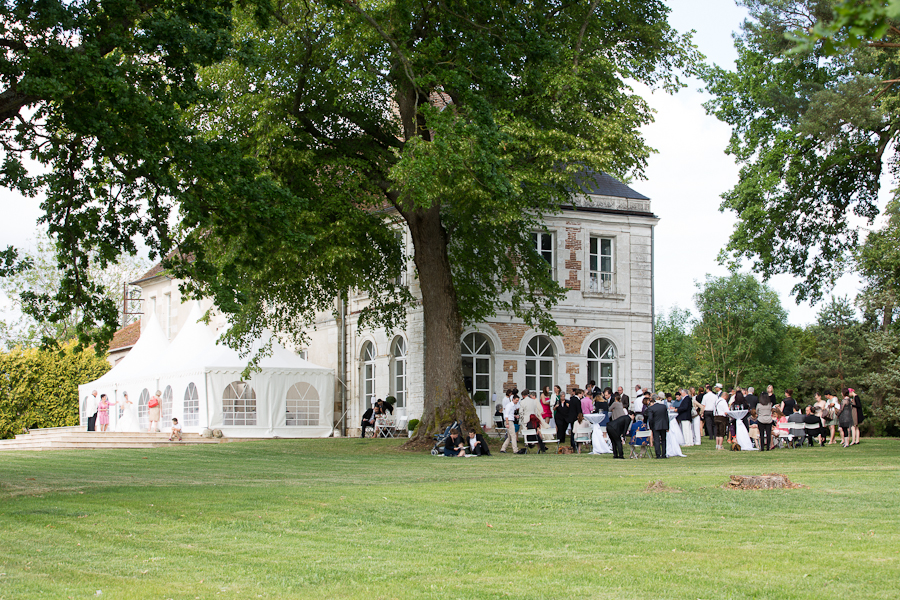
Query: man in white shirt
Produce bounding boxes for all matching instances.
[85,390,99,432]
[713,391,730,450]
[702,384,717,441]
[631,384,644,414]
[500,395,520,453]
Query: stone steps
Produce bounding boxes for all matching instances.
[0,426,249,451]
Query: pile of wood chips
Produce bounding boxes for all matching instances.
[725,473,807,490]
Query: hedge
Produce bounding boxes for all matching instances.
[0,342,110,438]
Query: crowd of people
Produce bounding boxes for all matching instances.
[440,379,866,457]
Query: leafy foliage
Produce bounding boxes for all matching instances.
[654,307,702,393]
[0,231,148,349]
[797,296,868,398]
[693,272,794,390]
[0,341,110,438]
[703,0,896,302]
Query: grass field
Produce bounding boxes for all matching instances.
[1,437,898,599]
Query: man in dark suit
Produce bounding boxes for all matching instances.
[467,430,491,456]
[745,387,759,411]
[567,390,582,450]
[646,395,670,459]
[360,406,377,438]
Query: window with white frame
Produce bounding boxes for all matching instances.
[589,236,614,293]
[361,342,376,409]
[461,333,492,405]
[286,382,320,426]
[525,335,555,393]
[183,383,200,427]
[223,381,256,426]
[138,388,150,431]
[531,231,555,279]
[149,296,157,318]
[393,231,408,287]
[391,337,407,407]
[587,338,616,392]
[161,385,173,424]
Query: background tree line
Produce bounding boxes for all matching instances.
[656,267,900,437]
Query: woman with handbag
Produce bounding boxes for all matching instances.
[148,390,162,433]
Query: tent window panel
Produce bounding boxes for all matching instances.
[138,389,150,431]
[286,382,320,426]
[223,381,257,426]
[183,383,200,427]
[162,385,173,424]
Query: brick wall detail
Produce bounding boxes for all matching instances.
[490,323,530,351]
[564,227,582,291]
[503,359,518,391]
[558,325,593,355]
[566,361,580,393]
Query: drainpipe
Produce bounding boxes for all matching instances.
[651,223,656,392]
[339,295,348,436]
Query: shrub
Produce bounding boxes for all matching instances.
[0,342,110,438]
[407,418,420,432]
[385,396,396,405]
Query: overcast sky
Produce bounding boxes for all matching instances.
[0,1,878,327]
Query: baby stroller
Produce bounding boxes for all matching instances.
[431,421,460,455]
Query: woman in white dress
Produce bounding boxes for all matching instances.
[666,397,686,457]
[116,391,141,432]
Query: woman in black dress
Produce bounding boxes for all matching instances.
[848,388,863,445]
[837,393,854,447]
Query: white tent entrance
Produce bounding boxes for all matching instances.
[80,303,335,437]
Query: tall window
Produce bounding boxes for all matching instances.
[160,385,173,424]
[164,293,172,338]
[393,232,408,287]
[589,236,614,293]
[391,337,407,408]
[138,388,150,431]
[223,381,256,426]
[183,383,200,427]
[361,342,376,409]
[149,296,157,318]
[286,382,320,426]
[461,333,492,405]
[531,231,555,279]
[587,338,616,391]
[525,335,555,393]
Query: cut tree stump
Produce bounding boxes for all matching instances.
[725,473,806,490]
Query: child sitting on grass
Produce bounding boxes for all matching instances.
[169,418,182,442]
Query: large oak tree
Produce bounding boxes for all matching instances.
[171,0,696,438]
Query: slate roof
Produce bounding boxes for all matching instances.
[572,169,649,200]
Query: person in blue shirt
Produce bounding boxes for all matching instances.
[628,415,650,459]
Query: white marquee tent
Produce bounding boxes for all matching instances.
[79,303,335,437]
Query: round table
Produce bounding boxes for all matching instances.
[583,413,612,454]
[727,409,756,451]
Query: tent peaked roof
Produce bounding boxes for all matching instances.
[154,302,220,376]
[92,311,171,387]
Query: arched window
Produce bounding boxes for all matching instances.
[161,385,173,425]
[525,335,555,393]
[360,342,376,409]
[138,388,150,431]
[223,381,256,426]
[462,333,492,405]
[286,382,320,426]
[183,383,200,427]
[391,337,407,407]
[587,338,616,392]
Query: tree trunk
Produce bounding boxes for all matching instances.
[402,204,480,443]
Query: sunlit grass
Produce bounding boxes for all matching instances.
[1,438,898,599]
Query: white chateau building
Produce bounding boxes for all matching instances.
[127,170,656,437]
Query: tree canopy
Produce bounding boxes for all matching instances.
[702,0,898,302]
[167,0,697,436]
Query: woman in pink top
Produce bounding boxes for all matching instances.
[96,394,117,432]
[540,386,553,421]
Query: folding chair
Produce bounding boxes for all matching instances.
[574,432,592,454]
[540,426,560,453]
[395,416,409,436]
[381,417,397,438]
[522,428,543,453]
[630,429,651,458]
[775,423,793,448]
[493,415,507,439]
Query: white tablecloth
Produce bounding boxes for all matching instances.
[584,413,612,454]
[728,409,756,451]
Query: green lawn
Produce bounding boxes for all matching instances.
[1,437,898,599]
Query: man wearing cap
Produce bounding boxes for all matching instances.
[702,384,718,441]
